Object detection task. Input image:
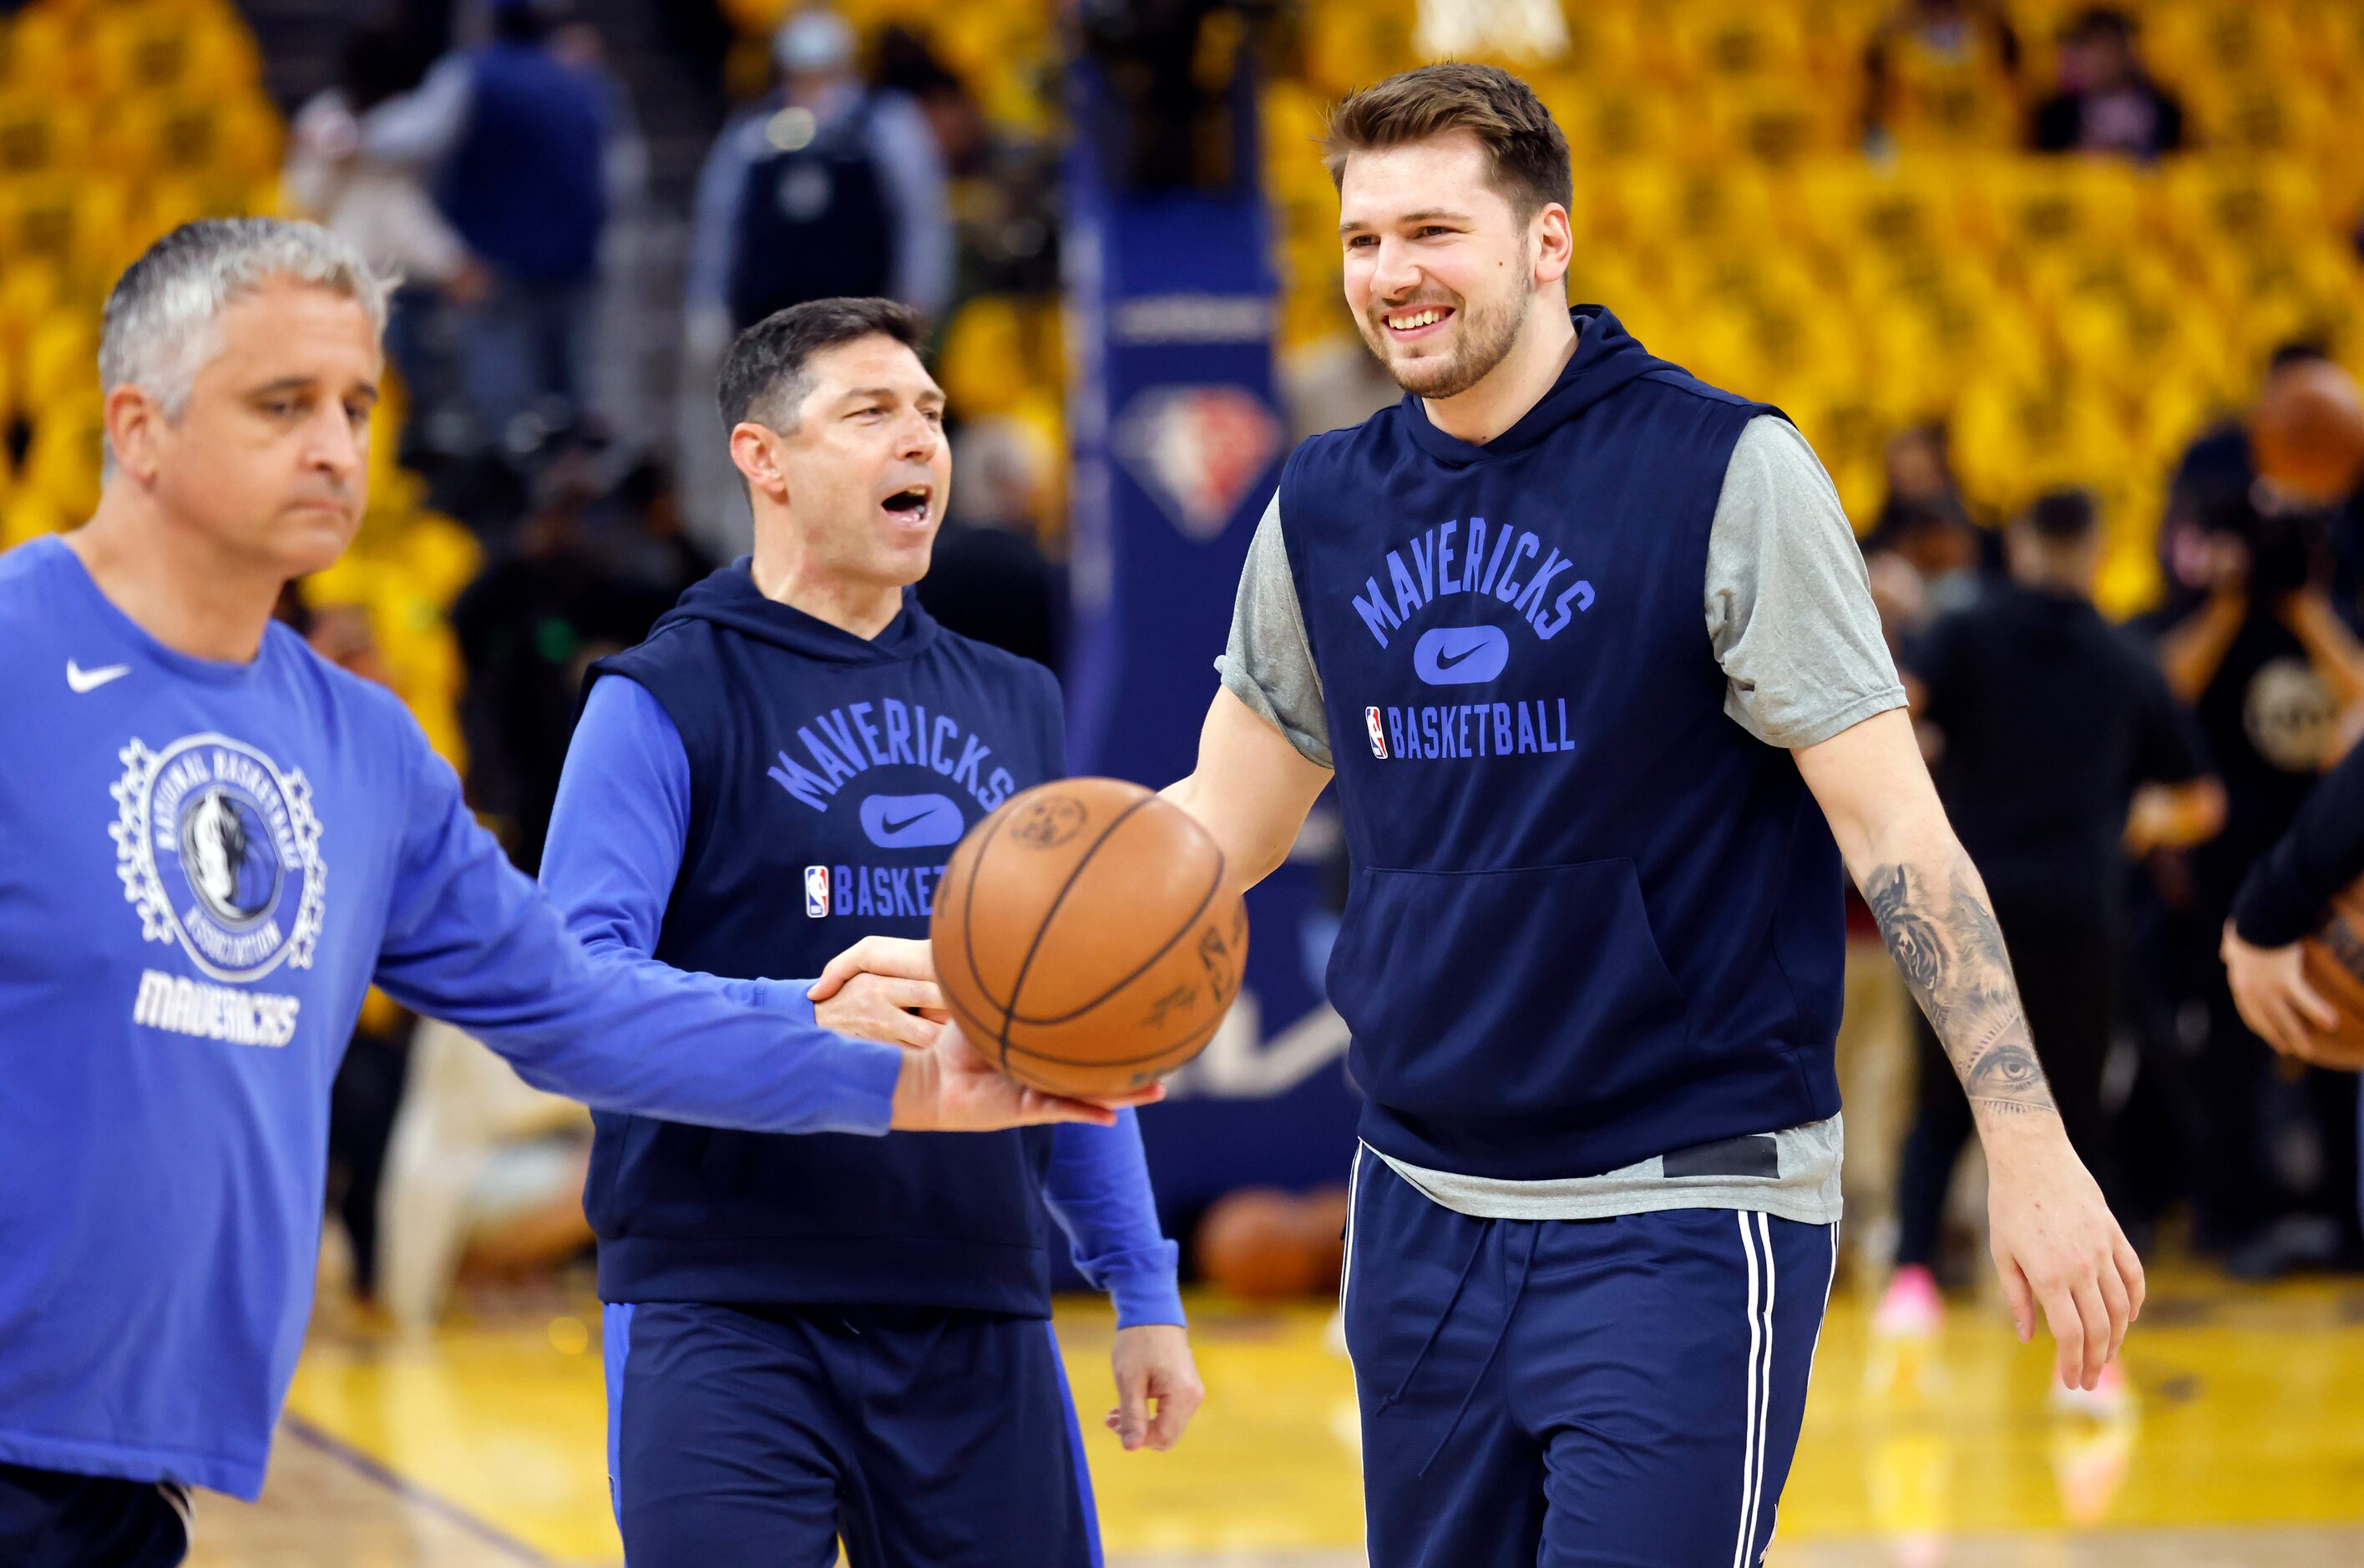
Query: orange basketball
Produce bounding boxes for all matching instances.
[2251,361,2364,505]
[2299,883,2364,1069]
[930,776,1248,1099]
[1194,1185,1351,1301]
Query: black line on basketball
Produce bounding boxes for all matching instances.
[997,792,1160,1065]
[1001,1000,1233,1070]
[1005,846,1228,1025]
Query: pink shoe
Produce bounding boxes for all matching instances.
[1873,1266,1943,1338]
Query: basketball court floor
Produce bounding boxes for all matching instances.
[183,1267,2364,1566]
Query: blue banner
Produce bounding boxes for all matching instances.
[1061,52,1360,1221]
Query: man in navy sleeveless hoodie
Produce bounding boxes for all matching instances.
[1156,66,2148,1565]
[541,299,1202,1565]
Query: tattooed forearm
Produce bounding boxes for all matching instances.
[1862,857,2058,1119]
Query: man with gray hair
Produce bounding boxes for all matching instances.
[0,218,1146,1564]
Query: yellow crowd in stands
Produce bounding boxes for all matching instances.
[0,0,472,763]
[1264,0,2364,614]
[8,0,2363,740]
[719,0,2364,615]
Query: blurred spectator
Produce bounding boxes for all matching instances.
[2163,346,2364,627]
[873,25,991,180]
[2030,7,2185,161]
[450,455,706,875]
[915,419,1065,670]
[1861,423,1991,620]
[1880,491,2220,1344]
[286,18,485,472]
[1863,0,2022,157]
[687,10,952,353]
[2145,447,2364,1265]
[286,19,483,312]
[362,0,634,465]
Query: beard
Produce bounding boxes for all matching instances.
[1358,281,1526,400]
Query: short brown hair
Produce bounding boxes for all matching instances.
[719,296,930,430]
[1321,63,1572,221]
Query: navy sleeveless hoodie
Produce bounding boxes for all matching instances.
[585,564,1063,1313]
[1281,306,1845,1182]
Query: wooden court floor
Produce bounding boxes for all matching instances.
[183,1270,2364,1565]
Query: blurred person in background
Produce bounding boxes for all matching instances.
[687,11,952,352]
[2145,372,2364,1269]
[1862,0,2022,158]
[1861,422,1992,620]
[285,13,486,446]
[449,451,696,876]
[1876,490,2222,1399]
[873,24,992,181]
[2162,346,2364,625]
[2030,7,2186,162]
[914,418,1065,670]
[359,0,633,470]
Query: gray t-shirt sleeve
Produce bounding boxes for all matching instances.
[1705,416,1908,748]
[1213,493,1334,768]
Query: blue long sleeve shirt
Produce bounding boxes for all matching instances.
[543,674,1183,1326]
[0,537,907,1500]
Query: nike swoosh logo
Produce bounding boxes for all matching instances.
[882,811,935,836]
[66,660,130,693]
[1433,643,1485,670]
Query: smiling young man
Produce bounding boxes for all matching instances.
[0,224,1131,1567]
[1150,65,2146,1565]
[539,298,1200,1566]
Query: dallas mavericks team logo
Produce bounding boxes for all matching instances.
[112,735,325,982]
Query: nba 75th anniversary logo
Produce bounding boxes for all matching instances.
[112,735,326,983]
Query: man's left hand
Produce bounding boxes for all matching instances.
[1106,1324,1203,1452]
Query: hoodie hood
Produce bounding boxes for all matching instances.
[1404,305,1670,467]
[650,557,939,665]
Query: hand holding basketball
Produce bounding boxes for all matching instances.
[887,1016,1163,1132]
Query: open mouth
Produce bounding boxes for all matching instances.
[879,484,934,528]
[1382,305,1455,341]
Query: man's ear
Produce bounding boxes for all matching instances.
[1531,203,1574,289]
[104,383,167,486]
[730,422,790,505]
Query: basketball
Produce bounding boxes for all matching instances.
[929,776,1248,1099]
[1194,1186,1350,1301]
[2300,882,2364,1068]
[2250,361,2364,505]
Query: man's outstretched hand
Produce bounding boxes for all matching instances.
[889,1019,1162,1131]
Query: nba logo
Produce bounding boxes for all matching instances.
[1364,706,1388,759]
[803,865,830,918]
